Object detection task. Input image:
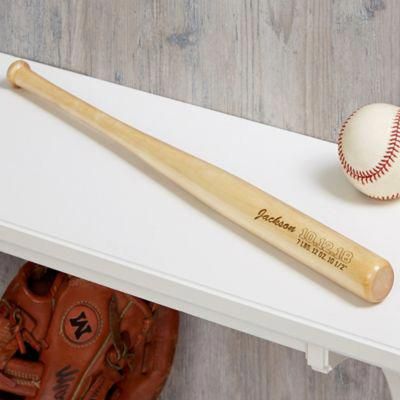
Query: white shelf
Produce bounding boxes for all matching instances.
[1,53,399,377]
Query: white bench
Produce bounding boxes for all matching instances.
[1,52,398,399]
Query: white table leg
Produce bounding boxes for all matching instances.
[383,369,400,400]
[306,344,346,374]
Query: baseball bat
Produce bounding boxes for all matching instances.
[7,60,394,303]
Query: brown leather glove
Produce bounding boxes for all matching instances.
[0,262,179,399]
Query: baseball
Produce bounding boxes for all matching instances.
[338,103,400,200]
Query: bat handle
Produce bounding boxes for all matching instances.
[7,60,106,123]
[7,60,154,158]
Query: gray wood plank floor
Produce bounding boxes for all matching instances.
[1,0,399,142]
[0,1,396,399]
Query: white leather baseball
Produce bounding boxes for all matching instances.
[338,103,400,200]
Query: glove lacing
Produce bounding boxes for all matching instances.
[106,295,136,372]
[0,299,43,389]
[0,299,43,354]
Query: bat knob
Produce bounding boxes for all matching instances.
[7,60,31,88]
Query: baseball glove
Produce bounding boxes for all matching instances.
[0,262,179,399]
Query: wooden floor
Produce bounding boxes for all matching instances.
[0,1,396,398]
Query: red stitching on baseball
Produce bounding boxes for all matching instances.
[367,193,400,201]
[338,108,400,185]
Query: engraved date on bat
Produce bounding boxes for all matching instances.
[296,228,353,271]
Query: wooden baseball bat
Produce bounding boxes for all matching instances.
[7,60,394,303]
